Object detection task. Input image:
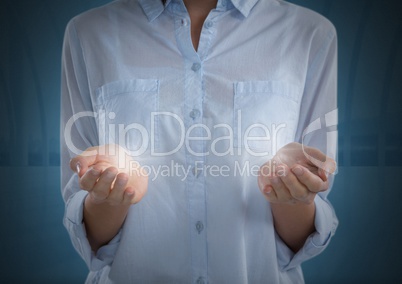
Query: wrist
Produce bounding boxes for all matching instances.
[84,193,131,219]
[269,192,317,207]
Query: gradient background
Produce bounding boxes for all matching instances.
[1,0,401,283]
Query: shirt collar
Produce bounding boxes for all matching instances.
[138,0,260,22]
[137,0,166,22]
[230,0,259,17]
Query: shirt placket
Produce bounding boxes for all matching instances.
[171,2,218,283]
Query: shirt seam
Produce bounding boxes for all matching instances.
[71,18,93,97]
[305,30,336,84]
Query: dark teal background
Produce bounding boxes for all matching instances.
[1,0,402,282]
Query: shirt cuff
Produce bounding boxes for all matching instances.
[275,195,338,271]
[63,190,122,271]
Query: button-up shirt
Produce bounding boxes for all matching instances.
[61,0,338,283]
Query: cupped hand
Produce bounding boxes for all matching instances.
[258,142,336,204]
[69,144,148,206]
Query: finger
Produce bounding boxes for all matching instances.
[258,169,270,193]
[123,187,136,205]
[70,146,100,176]
[91,167,118,202]
[292,165,329,193]
[258,160,276,192]
[278,165,311,202]
[108,173,129,203]
[79,167,101,190]
[318,157,337,181]
[258,174,277,202]
[303,147,337,176]
[263,185,278,202]
[269,174,293,202]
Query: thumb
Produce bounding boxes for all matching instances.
[69,147,99,177]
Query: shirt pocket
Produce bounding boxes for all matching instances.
[94,79,159,155]
[233,81,301,155]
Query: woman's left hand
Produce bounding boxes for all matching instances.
[258,142,337,205]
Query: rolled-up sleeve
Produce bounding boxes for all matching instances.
[276,25,339,270]
[60,18,120,271]
[63,181,122,271]
[276,193,338,270]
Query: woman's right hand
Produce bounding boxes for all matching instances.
[69,144,148,251]
[69,144,148,206]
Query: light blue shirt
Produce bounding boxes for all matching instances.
[61,0,339,283]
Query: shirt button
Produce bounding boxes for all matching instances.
[196,221,204,234]
[181,18,188,26]
[189,109,201,119]
[191,63,201,71]
[196,277,205,284]
[204,21,213,29]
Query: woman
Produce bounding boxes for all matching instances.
[61,0,338,283]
